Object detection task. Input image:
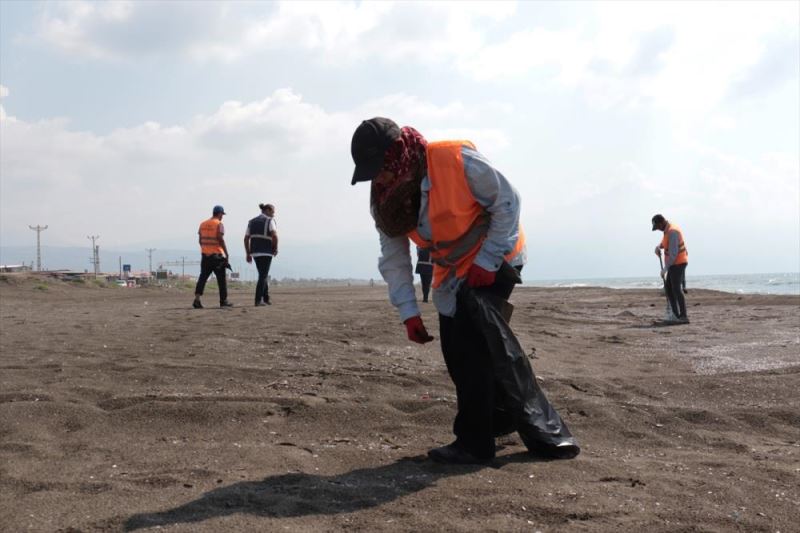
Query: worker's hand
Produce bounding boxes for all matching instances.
[246,254,252,264]
[273,250,278,257]
[404,316,434,344]
[654,246,662,257]
[466,264,496,288]
[660,267,667,280]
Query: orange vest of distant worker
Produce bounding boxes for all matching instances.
[199,218,225,256]
[407,140,526,288]
[661,223,688,265]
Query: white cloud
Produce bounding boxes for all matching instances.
[32,0,797,125]
[34,1,516,65]
[0,88,510,250]
[6,2,798,276]
[0,84,8,121]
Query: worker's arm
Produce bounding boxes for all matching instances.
[218,224,229,259]
[269,218,278,256]
[462,146,522,272]
[376,225,419,322]
[244,233,252,263]
[664,230,679,269]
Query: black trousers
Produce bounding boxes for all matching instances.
[665,263,688,318]
[439,272,518,458]
[419,271,432,302]
[439,264,576,459]
[195,254,227,304]
[254,255,273,303]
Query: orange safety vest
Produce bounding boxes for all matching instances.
[407,140,526,288]
[661,223,688,265]
[199,218,225,256]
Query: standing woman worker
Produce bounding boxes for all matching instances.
[245,203,279,306]
[415,246,433,303]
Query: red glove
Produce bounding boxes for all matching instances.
[466,264,496,288]
[404,316,434,344]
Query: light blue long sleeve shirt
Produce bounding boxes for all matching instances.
[376,145,526,320]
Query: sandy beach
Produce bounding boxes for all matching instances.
[1,274,798,532]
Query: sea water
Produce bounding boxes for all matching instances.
[528,272,800,295]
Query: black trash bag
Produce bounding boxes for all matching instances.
[458,279,579,455]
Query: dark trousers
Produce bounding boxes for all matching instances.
[438,267,521,459]
[254,255,273,303]
[419,271,432,302]
[665,263,688,318]
[195,254,227,304]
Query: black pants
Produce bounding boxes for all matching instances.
[439,271,518,458]
[419,271,432,302]
[254,255,273,304]
[195,254,227,304]
[665,263,688,318]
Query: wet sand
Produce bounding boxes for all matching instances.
[1,275,798,532]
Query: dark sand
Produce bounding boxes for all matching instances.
[1,274,798,532]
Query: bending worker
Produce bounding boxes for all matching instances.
[350,117,579,464]
[244,203,279,306]
[193,205,233,309]
[415,246,433,303]
[652,214,689,323]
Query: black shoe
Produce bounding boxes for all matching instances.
[192,300,203,309]
[427,444,491,465]
[220,301,234,308]
[255,301,267,307]
[264,299,271,305]
[532,442,581,460]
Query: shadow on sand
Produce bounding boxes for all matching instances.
[125,452,536,531]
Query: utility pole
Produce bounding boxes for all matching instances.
[145,248,156,274]
[28,225,48,271]
[87,235,100,277]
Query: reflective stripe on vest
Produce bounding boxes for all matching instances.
[661,223,688,265]
[407,140,526,288]
[248,215,274,255]
[199,218,225,256]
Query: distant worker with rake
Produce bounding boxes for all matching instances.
[350,117,579,464]
[652,214,689,324]
[193,205,233,309]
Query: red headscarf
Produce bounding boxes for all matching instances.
[370,126,428,237]
[382,126,428,177]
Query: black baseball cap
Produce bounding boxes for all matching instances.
[350,117,401,185]
[651,214,666,230]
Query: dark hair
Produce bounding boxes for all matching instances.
[259,203,274,212]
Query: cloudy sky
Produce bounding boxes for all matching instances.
[1,1,798,279]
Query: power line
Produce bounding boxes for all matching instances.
[87,235,100,277]
[159,257,200,277]
[28,225,48,271]
[145,248,156,274]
